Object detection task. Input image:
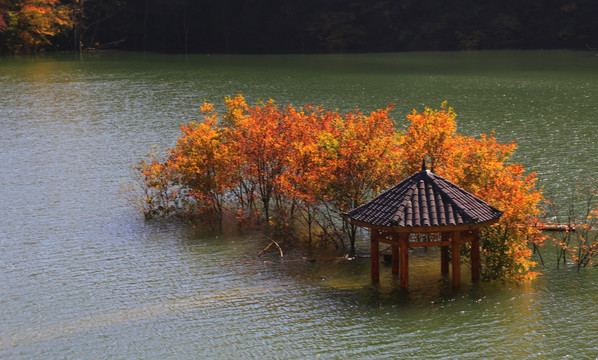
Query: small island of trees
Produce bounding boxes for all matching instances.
[127,95,560,281]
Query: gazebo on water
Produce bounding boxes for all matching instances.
[343,161,503,289]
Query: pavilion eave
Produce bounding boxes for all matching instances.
[344,217,501,234]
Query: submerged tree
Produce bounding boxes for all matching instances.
[129,95,544,281]
[398,102,544,280]
[304,104,400,255]
[168,104,239,229]
[549,180,598,270]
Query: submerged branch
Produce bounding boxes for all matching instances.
[257,237,284,259]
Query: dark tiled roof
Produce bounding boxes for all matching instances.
[344,169,502,228]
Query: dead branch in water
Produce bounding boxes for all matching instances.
[257,237,284,259]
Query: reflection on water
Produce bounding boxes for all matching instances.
[1,51,598,358]
[1,286,272,350]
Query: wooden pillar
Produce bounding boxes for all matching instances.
[399,232,409,290]
[371,229,379,283]
[471,229,481,282]
[451,231,461,289]
[391,242,399,276]
[441,232,450,274]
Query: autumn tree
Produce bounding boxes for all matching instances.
[167,103,239,229]
[0,0,73,54]
[216,94,296,223]
[127,147,182,219]
[550,180,598,270]
[397,101,458,177]
[304,105,400,255]
[398,102,544,280]
[130,96,544,280]
[211,94,401,254]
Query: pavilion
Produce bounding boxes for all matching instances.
[343,162,503,289]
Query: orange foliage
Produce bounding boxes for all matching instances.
[2,0,73,53]
[292,104,401,252]
[129,148,180,219]
[398,102,544,280]
[168,111,238,227]
[399,101,458,176]
[132,96,544,280]
[312,105,400,209]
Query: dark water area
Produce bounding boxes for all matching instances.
[1,51,598,359]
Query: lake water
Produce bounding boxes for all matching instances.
[1,51,598,359]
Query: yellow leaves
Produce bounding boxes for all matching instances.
[399,103,458,175]
[200,101,215,114]
[222,93,249,126]
[316,130,340,155]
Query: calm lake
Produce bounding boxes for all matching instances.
[1,51,598,359]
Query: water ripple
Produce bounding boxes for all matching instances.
[2,51,598,359]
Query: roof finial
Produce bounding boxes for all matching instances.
[421,158,427,172]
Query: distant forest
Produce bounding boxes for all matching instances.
[2,0,598,54]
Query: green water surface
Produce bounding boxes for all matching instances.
[1,51,597,359]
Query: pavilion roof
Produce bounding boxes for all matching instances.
[344,166,502,229]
